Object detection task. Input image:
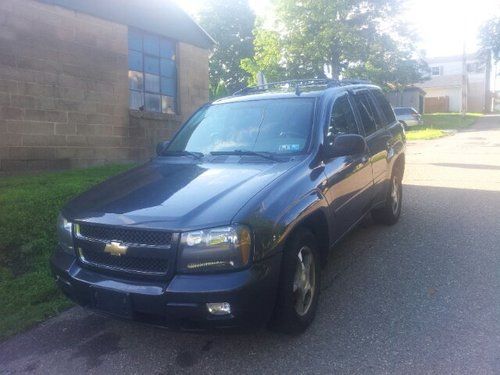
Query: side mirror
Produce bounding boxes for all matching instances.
[156,141,170,156]
[324,134,366,158]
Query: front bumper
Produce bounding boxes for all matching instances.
[50,247,282,331]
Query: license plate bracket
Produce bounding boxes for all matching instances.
[91,287,132,319]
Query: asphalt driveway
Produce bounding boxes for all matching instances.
[1,115,499,374]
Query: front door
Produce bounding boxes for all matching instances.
[322,92,374,241]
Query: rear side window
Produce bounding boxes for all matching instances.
[326,94,358,146]
[353,91,379,136]
[371,90,396,125]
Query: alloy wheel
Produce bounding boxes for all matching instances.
[391,177,400,215]
[293,246,316,316]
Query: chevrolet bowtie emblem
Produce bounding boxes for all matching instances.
[104,241,128,256]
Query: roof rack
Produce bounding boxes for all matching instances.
[232,78,371,96]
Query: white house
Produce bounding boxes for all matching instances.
[417,54,489,113]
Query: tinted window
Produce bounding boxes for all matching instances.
[354,91,379,135]
[371,90,395,125]
[326,94,358,146]
[168,99,315,155]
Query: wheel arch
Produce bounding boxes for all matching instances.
[296,210,330,266]
[281,208,330,267]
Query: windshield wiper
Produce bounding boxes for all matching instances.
[160,150,204,159]
[210,150,280,161]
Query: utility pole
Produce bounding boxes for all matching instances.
[484,50,492,113]
[461,42,468,117]
[460,8,467,118]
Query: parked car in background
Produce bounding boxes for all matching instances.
[393,107,423,128]
[51,79,406,334]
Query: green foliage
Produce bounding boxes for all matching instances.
[406,114,481,140]
[478,17,500,62]
[241,22,287,85]
[198,0,256,94]
[244,0,427,88]
[421,113,481,130]
[0,163,134,339]
[405,128,445,140]
[209,82,229,100]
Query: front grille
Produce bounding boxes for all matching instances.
[79,246,169,274]
[78,223,172,247]
[75,223,176,277]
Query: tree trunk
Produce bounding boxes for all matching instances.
[484,50,492,113]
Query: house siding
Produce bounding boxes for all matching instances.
[0,0,210,173]
[417,55,488,113]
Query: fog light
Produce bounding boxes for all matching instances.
[206,302,231,315]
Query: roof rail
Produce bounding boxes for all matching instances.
[232,78,371,96]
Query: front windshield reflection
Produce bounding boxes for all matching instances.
[167,98,315,155]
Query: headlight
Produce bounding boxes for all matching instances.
[177,225,252,273]
[57,213,74,255]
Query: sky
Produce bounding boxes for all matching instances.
[175,0,500,58]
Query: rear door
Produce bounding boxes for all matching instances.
[322,91,373,239]
[370,89,405,199]
[350,89,392,204]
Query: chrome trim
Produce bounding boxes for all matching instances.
[74,232,172,250]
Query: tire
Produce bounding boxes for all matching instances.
[372,172,402,225]
[270,228,321,334]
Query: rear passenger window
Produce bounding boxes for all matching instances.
[354,91,379,136]
[327,94,358,145]
[371,90,396,125]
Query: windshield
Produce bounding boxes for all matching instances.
[166,98,315,155]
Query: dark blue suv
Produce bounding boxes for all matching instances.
[51,80,405,333]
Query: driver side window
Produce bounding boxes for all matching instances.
[326,94,358,147]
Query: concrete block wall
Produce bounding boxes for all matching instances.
[0,0,209,173]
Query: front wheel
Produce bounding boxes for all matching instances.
[270,228,321,334]
[372,173,402,225]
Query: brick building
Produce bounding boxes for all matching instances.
[0,0,213,173]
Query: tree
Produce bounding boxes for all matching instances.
[198,0,255,96]
[240,20,287,85]
[478,17,500,112]
[244,0,427,88]
[478,17,500,62]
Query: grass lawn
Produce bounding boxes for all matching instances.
[0,163,134,340]
[405,113,482,140]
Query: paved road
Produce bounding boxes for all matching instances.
[1,116,499,374]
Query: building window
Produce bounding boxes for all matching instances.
[128,29,177,114]
[430,66,441,76]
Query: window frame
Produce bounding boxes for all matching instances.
[128,28,178,115]
[325,92,361,148]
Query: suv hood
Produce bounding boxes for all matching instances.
[64,158,297,230]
